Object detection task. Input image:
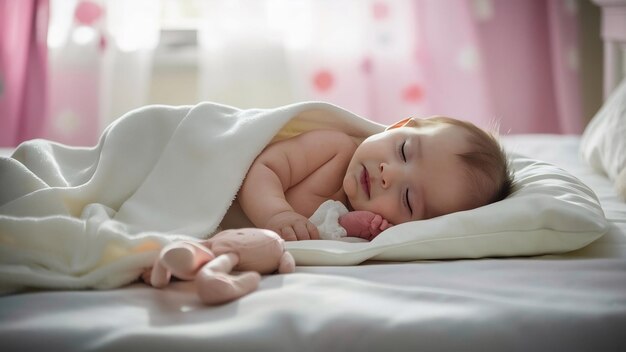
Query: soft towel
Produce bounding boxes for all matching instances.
[0,102,383,292]
[309,200,350,240]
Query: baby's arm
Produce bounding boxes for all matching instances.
[239,153,315,241]
[239,130,354,241]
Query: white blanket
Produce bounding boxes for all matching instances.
[0,102,383,292]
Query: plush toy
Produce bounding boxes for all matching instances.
[143,228,295,305]
[143,211,390,305]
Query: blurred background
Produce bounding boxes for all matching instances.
[0,0,603,147]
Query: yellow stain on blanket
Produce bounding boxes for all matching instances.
[269,109,371,146]
[270,122,306,144]
[270,109,340,144]
[97,240,162,267]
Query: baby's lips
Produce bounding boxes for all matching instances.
[360,165,371,198]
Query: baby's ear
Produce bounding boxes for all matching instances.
[385,117,418,131]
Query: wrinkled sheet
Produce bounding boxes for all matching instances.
[1,135,625,351]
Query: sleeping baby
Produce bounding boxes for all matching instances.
[231,116,513,241]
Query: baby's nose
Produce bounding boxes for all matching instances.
[379,163,394,189]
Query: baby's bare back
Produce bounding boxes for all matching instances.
[236,129,358,240]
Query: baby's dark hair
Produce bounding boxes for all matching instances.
[419,116,513,208]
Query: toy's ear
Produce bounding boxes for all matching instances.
[385,117,418,131]
[278,251,296,274]
[161,242,215,280]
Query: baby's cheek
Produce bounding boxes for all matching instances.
[367,200,402,225]
[342,174,357,200]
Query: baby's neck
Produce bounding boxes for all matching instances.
[344,196,354,211]
[333,189,352,211]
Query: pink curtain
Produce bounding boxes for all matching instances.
[299,0,582,134]
[468,0,583,134]
[1,0,160,148]
[0,0,49,147]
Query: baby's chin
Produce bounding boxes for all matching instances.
[345,197,354,211]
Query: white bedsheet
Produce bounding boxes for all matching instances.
[1,135,625,351]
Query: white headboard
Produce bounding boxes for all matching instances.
[593,0,626,98]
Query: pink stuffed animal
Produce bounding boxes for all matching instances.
[144,228,295,305]
[144,213,389,304]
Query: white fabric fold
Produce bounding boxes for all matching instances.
[0,102,383,292]
[580,78,626,199]
[309,200,349,240]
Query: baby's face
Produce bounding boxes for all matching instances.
[343,121,475,225]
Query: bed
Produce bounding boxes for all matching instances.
[1,2,626,352]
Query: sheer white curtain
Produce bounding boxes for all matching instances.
[46,0,160,145]
[197,0,297,109]
[196,0,583,133]
[197,0,397,118]
[100,0,161,127]
[29,0,584,147]
[196,0,438,124]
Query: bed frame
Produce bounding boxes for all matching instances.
[594,0,626,96]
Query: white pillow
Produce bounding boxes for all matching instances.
[286,155,608,265]
[581,78,626,199]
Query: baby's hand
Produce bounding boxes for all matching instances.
[338,211,393,241]
[266,211,320,241]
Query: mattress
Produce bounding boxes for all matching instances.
[1,134,624,351]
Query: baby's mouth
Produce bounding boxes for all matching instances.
[360,165,371,198]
